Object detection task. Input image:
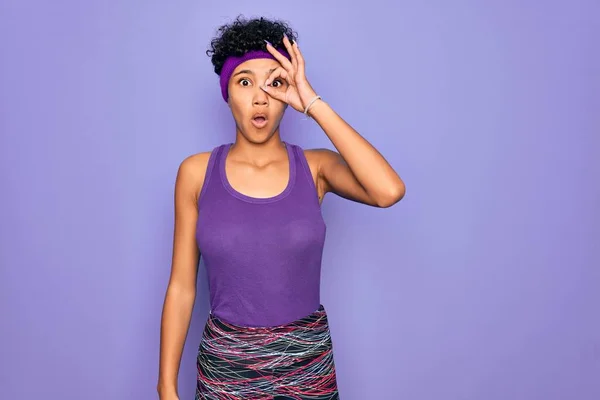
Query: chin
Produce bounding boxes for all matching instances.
[240,129,277,144]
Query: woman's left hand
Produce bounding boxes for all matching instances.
[262,35,319,113]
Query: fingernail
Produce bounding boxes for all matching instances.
[264,40,272,46]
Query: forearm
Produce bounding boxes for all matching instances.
[308,99,405,201]
[157,285,196,395]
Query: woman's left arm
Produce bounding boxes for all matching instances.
[263,36,405,207]
[308,100,406,208]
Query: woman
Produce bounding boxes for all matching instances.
[157,16,405,400]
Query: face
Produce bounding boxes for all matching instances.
[227,58,288,144]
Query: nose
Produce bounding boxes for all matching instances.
[253,86,269,106]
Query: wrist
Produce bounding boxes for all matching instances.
[306,97,327,118]
[298,82,318,108]
[300,92,318,109]
[157,382,178,395]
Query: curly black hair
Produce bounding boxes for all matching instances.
[206,15,298,76]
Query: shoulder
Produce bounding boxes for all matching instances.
[302,147,343,175]
[175,147,219,201]
[178,150,213,176]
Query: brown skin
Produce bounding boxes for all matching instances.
[221,57,293,198]
[157,39,406,399]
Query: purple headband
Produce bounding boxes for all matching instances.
[219,48,291,102]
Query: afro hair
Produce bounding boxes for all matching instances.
[206,15,298,76]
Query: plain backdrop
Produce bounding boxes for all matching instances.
[1,1,598,399]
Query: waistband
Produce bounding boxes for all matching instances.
[208,304,328,333]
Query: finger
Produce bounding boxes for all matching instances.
[262,67,288,101]
[261,84,286,102]
[282,34,298,72]
[264,66,289,87]
[264,39,294,72]
[292,41,305,78]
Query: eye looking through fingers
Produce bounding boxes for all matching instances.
[270,78,285,88]
[237,77,284,88]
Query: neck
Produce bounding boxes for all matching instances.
[230,131,287,164]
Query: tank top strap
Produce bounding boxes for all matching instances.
[288,143,320,206]
[198,144,226,209]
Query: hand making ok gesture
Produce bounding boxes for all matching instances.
[261,34,320,114]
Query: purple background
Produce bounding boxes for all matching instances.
[1,1,599,399]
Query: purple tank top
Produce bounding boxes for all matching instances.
[195,141,326,327]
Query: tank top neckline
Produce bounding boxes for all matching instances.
[219,141,297,204]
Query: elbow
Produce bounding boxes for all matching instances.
[166,281,197,300]
[375,182,406,208]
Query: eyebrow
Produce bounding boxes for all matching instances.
[232,68,278,77]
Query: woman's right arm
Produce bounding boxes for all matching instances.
[157,153,209,399]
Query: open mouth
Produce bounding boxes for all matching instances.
[251,113,268,128]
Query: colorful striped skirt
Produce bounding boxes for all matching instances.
[196,304,340,399]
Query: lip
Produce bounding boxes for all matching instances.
[251,113,268,129]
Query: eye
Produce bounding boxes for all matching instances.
[238,78,251,86]
[271,79,284,88]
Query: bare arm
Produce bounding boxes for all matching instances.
[308,100,406,208]
[157,153,209,398]
[262,36,405,208]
